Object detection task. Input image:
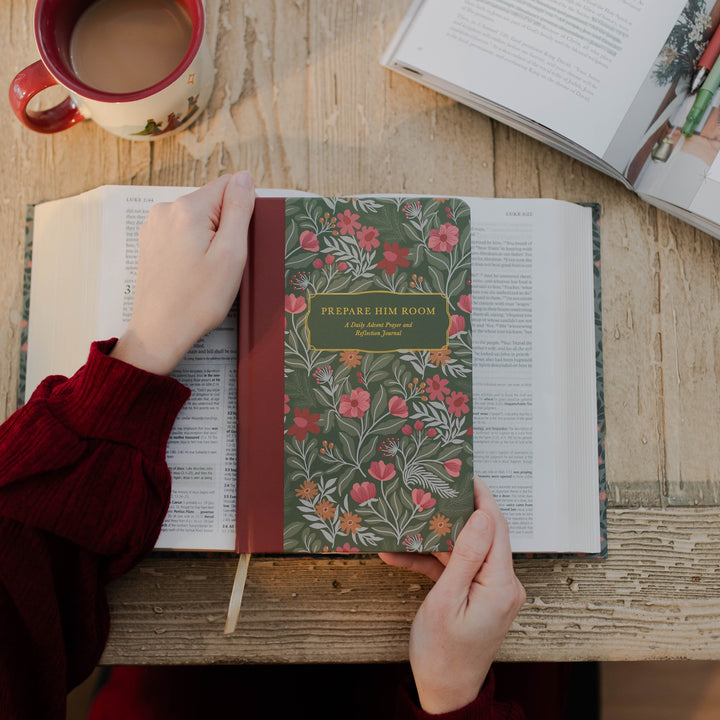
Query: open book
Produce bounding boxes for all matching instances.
[21,186,604,555]
[383,0,720,239]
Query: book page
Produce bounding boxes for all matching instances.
[26,192,102,395]
[387,0,685,158]
[29,186,236,551]
[90,186,238,551]
[465,198,598,553]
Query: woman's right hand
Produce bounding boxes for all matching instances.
[379,476,526,714]
[112,171,255,375]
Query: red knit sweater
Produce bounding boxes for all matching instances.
[0,341,523,720]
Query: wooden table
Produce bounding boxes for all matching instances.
[2,0,720,666]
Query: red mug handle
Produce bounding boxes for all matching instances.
[9,60,85,133]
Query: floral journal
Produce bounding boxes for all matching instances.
[237,196,475,553]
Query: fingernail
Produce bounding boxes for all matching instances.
[234,171,254,189]
[470,511,489,531]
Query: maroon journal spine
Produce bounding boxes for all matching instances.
[236,197,286,553]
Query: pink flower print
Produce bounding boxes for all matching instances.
[339,387,371,418]
[337,209,361,236]
[325,254,335,264]
[377,242,410,275]
[285,294,307,314]
[357,225,380,251]
[299,230,319,251]
[402,201,422,220]
[458,294,472,314]
[350,481,376,505]
[388,396,409,418]
[428,223,459,252]
[444,458,462,477]
[411,488,436,511]
[426,374,451,402]
[401,424,412,435]
[426,428,438,438]
[312,365,333,384]
[336,542,360,553]
[337,261,348,271]
[286,408,321,441]
[290,271,312,292]
[312,258,324,269]
[402,533,424,552]
[283,394,290,415]
[378,437,400,457]
[448,314,465,336]
[368,460,396,482]
[446,391,470,418]
[413,420,424,431]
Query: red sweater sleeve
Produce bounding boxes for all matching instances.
[396,671,526,720]
[0,340,190,720]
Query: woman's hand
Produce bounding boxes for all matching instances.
[111,171,255,375]
[379,476,526,714]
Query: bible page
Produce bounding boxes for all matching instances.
[466,198,599,552]
[26,191,103,399]
[92,186,238,552]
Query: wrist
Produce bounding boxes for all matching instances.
[412,659,490,715]
[110,329,185,376]
[417,685,480,715]
[412,670,496,717]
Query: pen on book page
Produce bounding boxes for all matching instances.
[682,55,720,136]
[692,24,720,93]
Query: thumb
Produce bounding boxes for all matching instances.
[434,510,494,597]
[210,171,255,262]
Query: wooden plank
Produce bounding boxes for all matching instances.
[657,210,720,506]
[152,1,496,196]
[151,0,314,188]
[103,506,720,664]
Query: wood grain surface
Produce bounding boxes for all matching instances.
[2,0,720,664]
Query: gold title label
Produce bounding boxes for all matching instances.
[306,291,450,352]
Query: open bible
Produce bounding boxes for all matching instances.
[21,186,604,555]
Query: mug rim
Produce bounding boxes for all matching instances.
[34,0,205,103]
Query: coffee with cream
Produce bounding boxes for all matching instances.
[70,0,192,94]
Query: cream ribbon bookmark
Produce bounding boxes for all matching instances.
[224,553,251,634]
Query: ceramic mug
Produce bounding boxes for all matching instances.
[9,0,212,140]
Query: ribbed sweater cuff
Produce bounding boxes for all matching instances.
[399,671,501,720]
[47,340,191,462]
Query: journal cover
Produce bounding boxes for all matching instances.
[237,196,475,553]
